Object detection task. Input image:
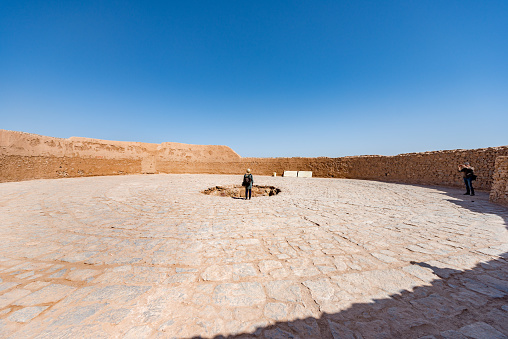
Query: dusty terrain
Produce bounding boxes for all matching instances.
[0,174,507,338]
[203,185,281,198]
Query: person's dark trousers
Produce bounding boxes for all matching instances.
[464,177,475,195]
[245,188,252,200]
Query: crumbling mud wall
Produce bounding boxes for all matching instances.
[155,157,347,177]
[215,157,339,177]
[0,131,146,181]
[0,130,240,182]
[1,130,507,202]
[154,142,241,174]
[337,147,508,191]
[236,148,508,192]
[490,157,508,206]
[0,155,142,182]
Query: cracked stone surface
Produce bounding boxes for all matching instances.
[0,174,507,338]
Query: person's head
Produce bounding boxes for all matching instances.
[246,168,251,173]
[464,162,470,166]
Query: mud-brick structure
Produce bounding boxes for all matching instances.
[0,130,241,181]
[490,156,508,206]
[1,129,507,206]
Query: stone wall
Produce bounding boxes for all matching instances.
[490,157,508,206]
[1,130,508,205]
[0,130,240,182]
[0,155,142,181]
[338,147,508,191]
[230,148,508,192]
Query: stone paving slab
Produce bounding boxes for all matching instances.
[0,174,507,338]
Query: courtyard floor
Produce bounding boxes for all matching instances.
[0,174,507,338]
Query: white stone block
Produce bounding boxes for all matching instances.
[283,171,298,177]
[298,171,312,178]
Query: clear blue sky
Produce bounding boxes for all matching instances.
[1,1,507,157]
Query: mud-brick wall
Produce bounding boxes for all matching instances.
[0,155,142,182]
[156,147,508,192]
[0,130,240,182]
[0,130,151,182]
[238,158,341,177]
[236,148,508,191]
[155,157,345,177]
[336,147,508,191]
[2,130,508,195]
[490,156,508,206]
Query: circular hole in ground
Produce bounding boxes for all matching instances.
[202,185,281,198]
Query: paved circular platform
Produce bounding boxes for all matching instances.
[0,174,507,338]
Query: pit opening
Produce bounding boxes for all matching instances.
[202,185,281,198]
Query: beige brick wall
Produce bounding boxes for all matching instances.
[336,147,508,191]
[490,156,508,206]
[0,130,239,182]
[233,147,508,191]
[1,130,507,204]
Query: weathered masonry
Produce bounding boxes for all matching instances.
[1,129,507,206]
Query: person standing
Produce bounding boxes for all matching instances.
[242,169,253,200]
[458,162,476,196]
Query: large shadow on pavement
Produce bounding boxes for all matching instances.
[204,186,508,339]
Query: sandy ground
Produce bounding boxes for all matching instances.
[0,174,507,338]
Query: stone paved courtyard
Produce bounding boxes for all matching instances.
[0,174,507,338]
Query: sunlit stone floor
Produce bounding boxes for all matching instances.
[0,174,507,338]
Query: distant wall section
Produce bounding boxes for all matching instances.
[0,130,240,182]
[336,147,508,191]
[235,147,508,192]
[490,157,508,206]
[0,155,142,181]
[0,131,147,181]
[1,130,507,201]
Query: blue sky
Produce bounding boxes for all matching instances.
[1,1,507,157]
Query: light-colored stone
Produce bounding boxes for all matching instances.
[213,282,266,307]
[82,285,150,303]
[303,279,335,303]
[233,263,257,279]
[0,173,507,338]
[259,260,283,273]
[67,269,100,281]
[124,325,154,338]
[0,282,19,293]
[24,281,51,291]
[265,280,303,302]
[283,171,298,177]
[402,265,440,283]
[8,306,48,322]
[264,302,288,321]
[0,289,32,308]
[14,284,76,306]
[96,308,131,324]
[201,265,233,281]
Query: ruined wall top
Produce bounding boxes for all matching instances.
[0,129,240,161]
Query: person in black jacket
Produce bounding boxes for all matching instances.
[242,169,253,200]
[458,162,475,196]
